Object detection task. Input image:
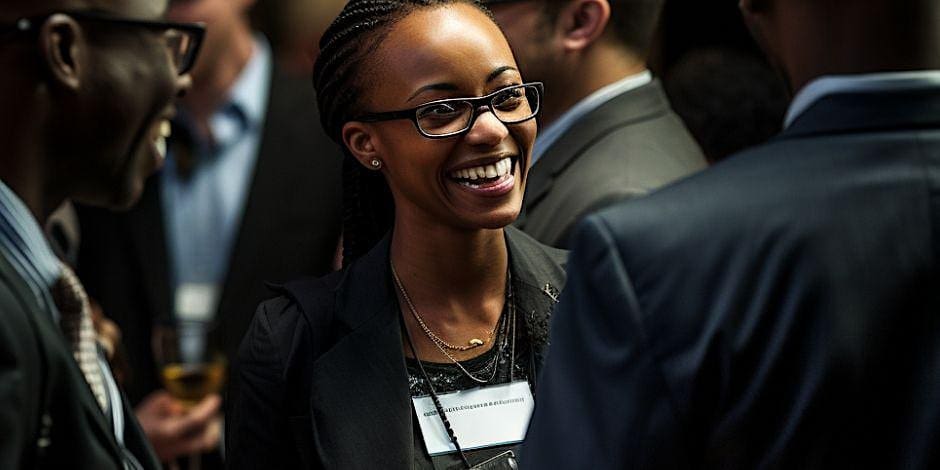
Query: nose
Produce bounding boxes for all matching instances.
[464,107,509,147]
[175,71,193,98]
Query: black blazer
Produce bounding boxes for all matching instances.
[0,254,159,469]
[75,67,343,405]
[516,80,706,247]
[228,226,566,469]
[522,87,940,469]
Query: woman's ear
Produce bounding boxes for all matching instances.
[342,121,383,171]
[557,0,611,52]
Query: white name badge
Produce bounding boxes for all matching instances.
[413,381,534,456]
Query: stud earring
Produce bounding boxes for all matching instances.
[370,159,383,170]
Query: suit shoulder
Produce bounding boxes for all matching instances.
[257,269,345,331]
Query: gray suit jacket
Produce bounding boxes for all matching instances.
[517,80,706,247]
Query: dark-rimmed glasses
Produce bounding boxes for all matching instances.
[354,82,543,139]
[0,10,205,76]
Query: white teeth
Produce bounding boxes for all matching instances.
[159,120,172,138]
[449,157,514,181]
[155,136,167,159]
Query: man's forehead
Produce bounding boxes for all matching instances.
[4,0,168,19]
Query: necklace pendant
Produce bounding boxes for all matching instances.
[468,338,485,347]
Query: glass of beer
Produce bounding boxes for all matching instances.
[153,320,225,469]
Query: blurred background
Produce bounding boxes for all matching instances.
[250,0,788,163]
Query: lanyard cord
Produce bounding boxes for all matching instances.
[401,311,474,468]
[399,269,518,469]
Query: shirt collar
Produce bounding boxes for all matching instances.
[208,36,272,149]
[0,180,63,300]
[532,70,653,165]
[784,70,940,128]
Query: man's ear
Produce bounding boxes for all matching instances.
[342,121,383,170]
[38,14,85,91]
[557,0,611,52]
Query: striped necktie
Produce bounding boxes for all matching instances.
[51,262,109,413]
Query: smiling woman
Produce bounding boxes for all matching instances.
[227,1,567,469]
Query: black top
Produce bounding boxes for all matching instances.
[228,226,566,469]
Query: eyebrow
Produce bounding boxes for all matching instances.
[405,66,521,103]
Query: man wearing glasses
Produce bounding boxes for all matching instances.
[0,0,201,468]
[483,0,707,248]
[74,0,344,467]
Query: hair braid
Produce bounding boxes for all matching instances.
[313,0,491,265]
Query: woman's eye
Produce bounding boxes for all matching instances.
[417,103,461,120]
[492,89,524,110]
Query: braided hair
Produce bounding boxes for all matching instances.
[313,0,492,266]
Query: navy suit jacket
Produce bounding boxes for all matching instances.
[523,87,940,469]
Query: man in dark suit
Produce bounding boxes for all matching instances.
[523,0,940,468]
[75,0,343,466]
[484,0,706,247]
[0,0,198,467]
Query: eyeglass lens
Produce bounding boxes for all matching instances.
[164,29,195,75]
[415,85,540,136]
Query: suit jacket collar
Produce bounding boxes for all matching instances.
[0,254,126,467]
[521,80,672,220]
[305,227,565,468]
[782,87,940,139]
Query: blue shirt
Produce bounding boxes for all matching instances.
[0,180,61,315]
[531,71,653,167]
[161,36,272,321]
[0,180,129,449]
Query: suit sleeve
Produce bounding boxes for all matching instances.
[0,306,28,469]
[226,300,301,469]
[521,214,685,469]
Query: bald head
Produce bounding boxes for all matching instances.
[741,0,940,92]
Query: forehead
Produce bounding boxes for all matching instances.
[101,0,168,19]
[370,4,519,101]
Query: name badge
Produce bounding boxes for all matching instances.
[174,283,219,322]
[413,381,534,456]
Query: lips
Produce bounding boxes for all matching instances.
[448,156,514,186]
[446,156,518,197]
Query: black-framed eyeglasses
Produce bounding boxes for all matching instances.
[354,82,543,139]
[0,9,205,76]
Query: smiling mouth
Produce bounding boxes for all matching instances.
[448,156,515,187]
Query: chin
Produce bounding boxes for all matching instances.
[469,206,521,230]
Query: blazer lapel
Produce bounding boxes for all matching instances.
[0,255,124,465]
[504,227,567,372]
[521,80,672,220]
[305,237,413,469]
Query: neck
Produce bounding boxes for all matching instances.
[779,1,940,93]
[390,216,508,326]
[540,44,647,127]
[0,101,60,224]
[182,24,256,139]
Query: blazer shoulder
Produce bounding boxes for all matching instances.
[506,226,568,286]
